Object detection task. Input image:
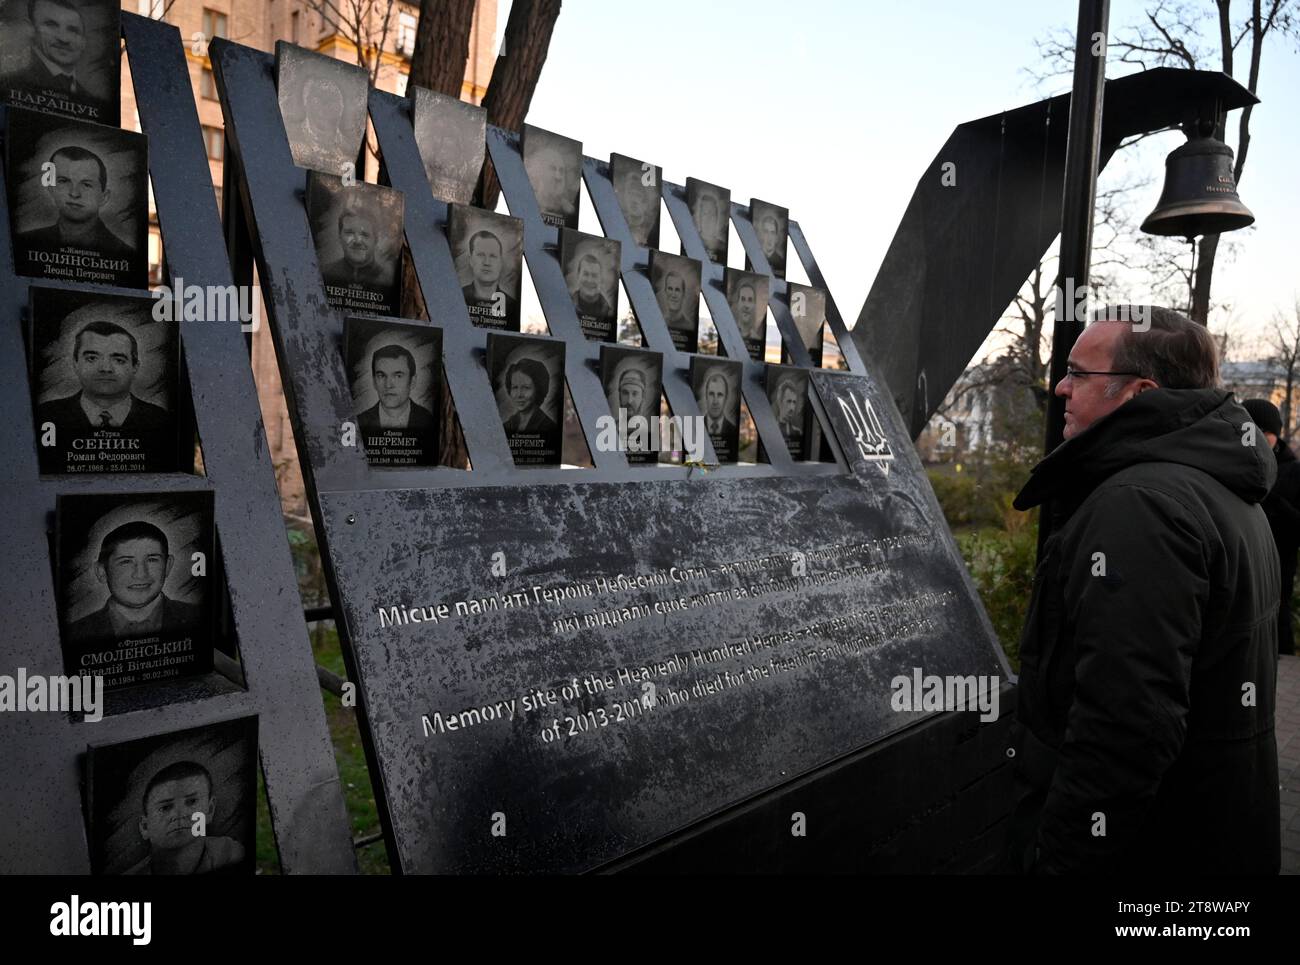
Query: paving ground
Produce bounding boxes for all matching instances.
[1279,654,1300,874]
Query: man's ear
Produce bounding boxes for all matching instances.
[163,554,174,580]
[97,187,111,210]
[139,815,149,841]
[95,562,107,587]
[1129,378,1159,398]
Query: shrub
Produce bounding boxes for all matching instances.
[956,526,1036,671]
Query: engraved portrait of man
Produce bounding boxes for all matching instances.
[700,370,738,440]
[14,143,133,257]
[771,372,807,458]
[617,167,656,247]
[356,343,436,434]
[23,0,88,94]
[35,320,168,437]
[570,253,615,320]
[460,229,518,321]
[87,715,255,876]
[66,518,202,643]
[125,760,246,875]
[530,144,572,222]
[732,281,758,336]
[659,270,688,327]
[301,74,349,161]
[694,193,724,260]
[322,206,386,286]
[0,0,118,122]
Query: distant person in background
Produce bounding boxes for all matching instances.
[1244,398,1300,655]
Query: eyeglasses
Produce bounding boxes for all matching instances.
[1063,367,1142,381]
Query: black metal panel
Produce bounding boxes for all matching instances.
[0,15,355,874]
[854,67,1255,437]
[605,683,1017,873]
[318,469,1004,873]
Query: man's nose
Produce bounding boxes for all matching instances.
[1055,376,1071,398]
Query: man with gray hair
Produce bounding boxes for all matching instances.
[1006,305,1280,874]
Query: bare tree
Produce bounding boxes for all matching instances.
[303,0,399,84]
[1030,0,1298,325]
[1267,299,1300,435]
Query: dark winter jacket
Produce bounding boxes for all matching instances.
[1260,440,1300,654]
[1006,388,1281,874]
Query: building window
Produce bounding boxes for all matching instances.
[290,10,300,44]
[137,0,164,19]
[202,8,228,41]
[214,185,223,214]
[148,229,163,286]
[200,67,217,100]
[202,125,224,162]
[398,11,417,57]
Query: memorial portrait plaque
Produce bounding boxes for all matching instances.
[447,204,522,331]
[274,41,368,176]
[783,282,825,367]
[648,249,701,353]
[521,124,581,229]
[725,267,769,361]
[29,286,182,475]
[486,332,565,467]
[5,107,147,288]
[57,490,215,693]
[690,355,742,464]
[306,171,404,317]
[0,0,119,124]
[748,198,788,278]
[766,364,811,461]
[344,315,442,468]
[600,344,663,466]
[410,87,485,205]
[610,152,660,249]
[86,716,257,875]
[685,177,729,264]
[559,228,620,342]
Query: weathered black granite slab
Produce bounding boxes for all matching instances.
[319,375,1002,873]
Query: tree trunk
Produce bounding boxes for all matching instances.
[409,0,477,96]
[476,0,563,209]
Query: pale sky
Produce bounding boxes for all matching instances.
[508,0,1300,362]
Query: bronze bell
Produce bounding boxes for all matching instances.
[1141,135,1255,238]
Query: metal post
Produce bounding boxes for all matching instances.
[1039,0,1110,554]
